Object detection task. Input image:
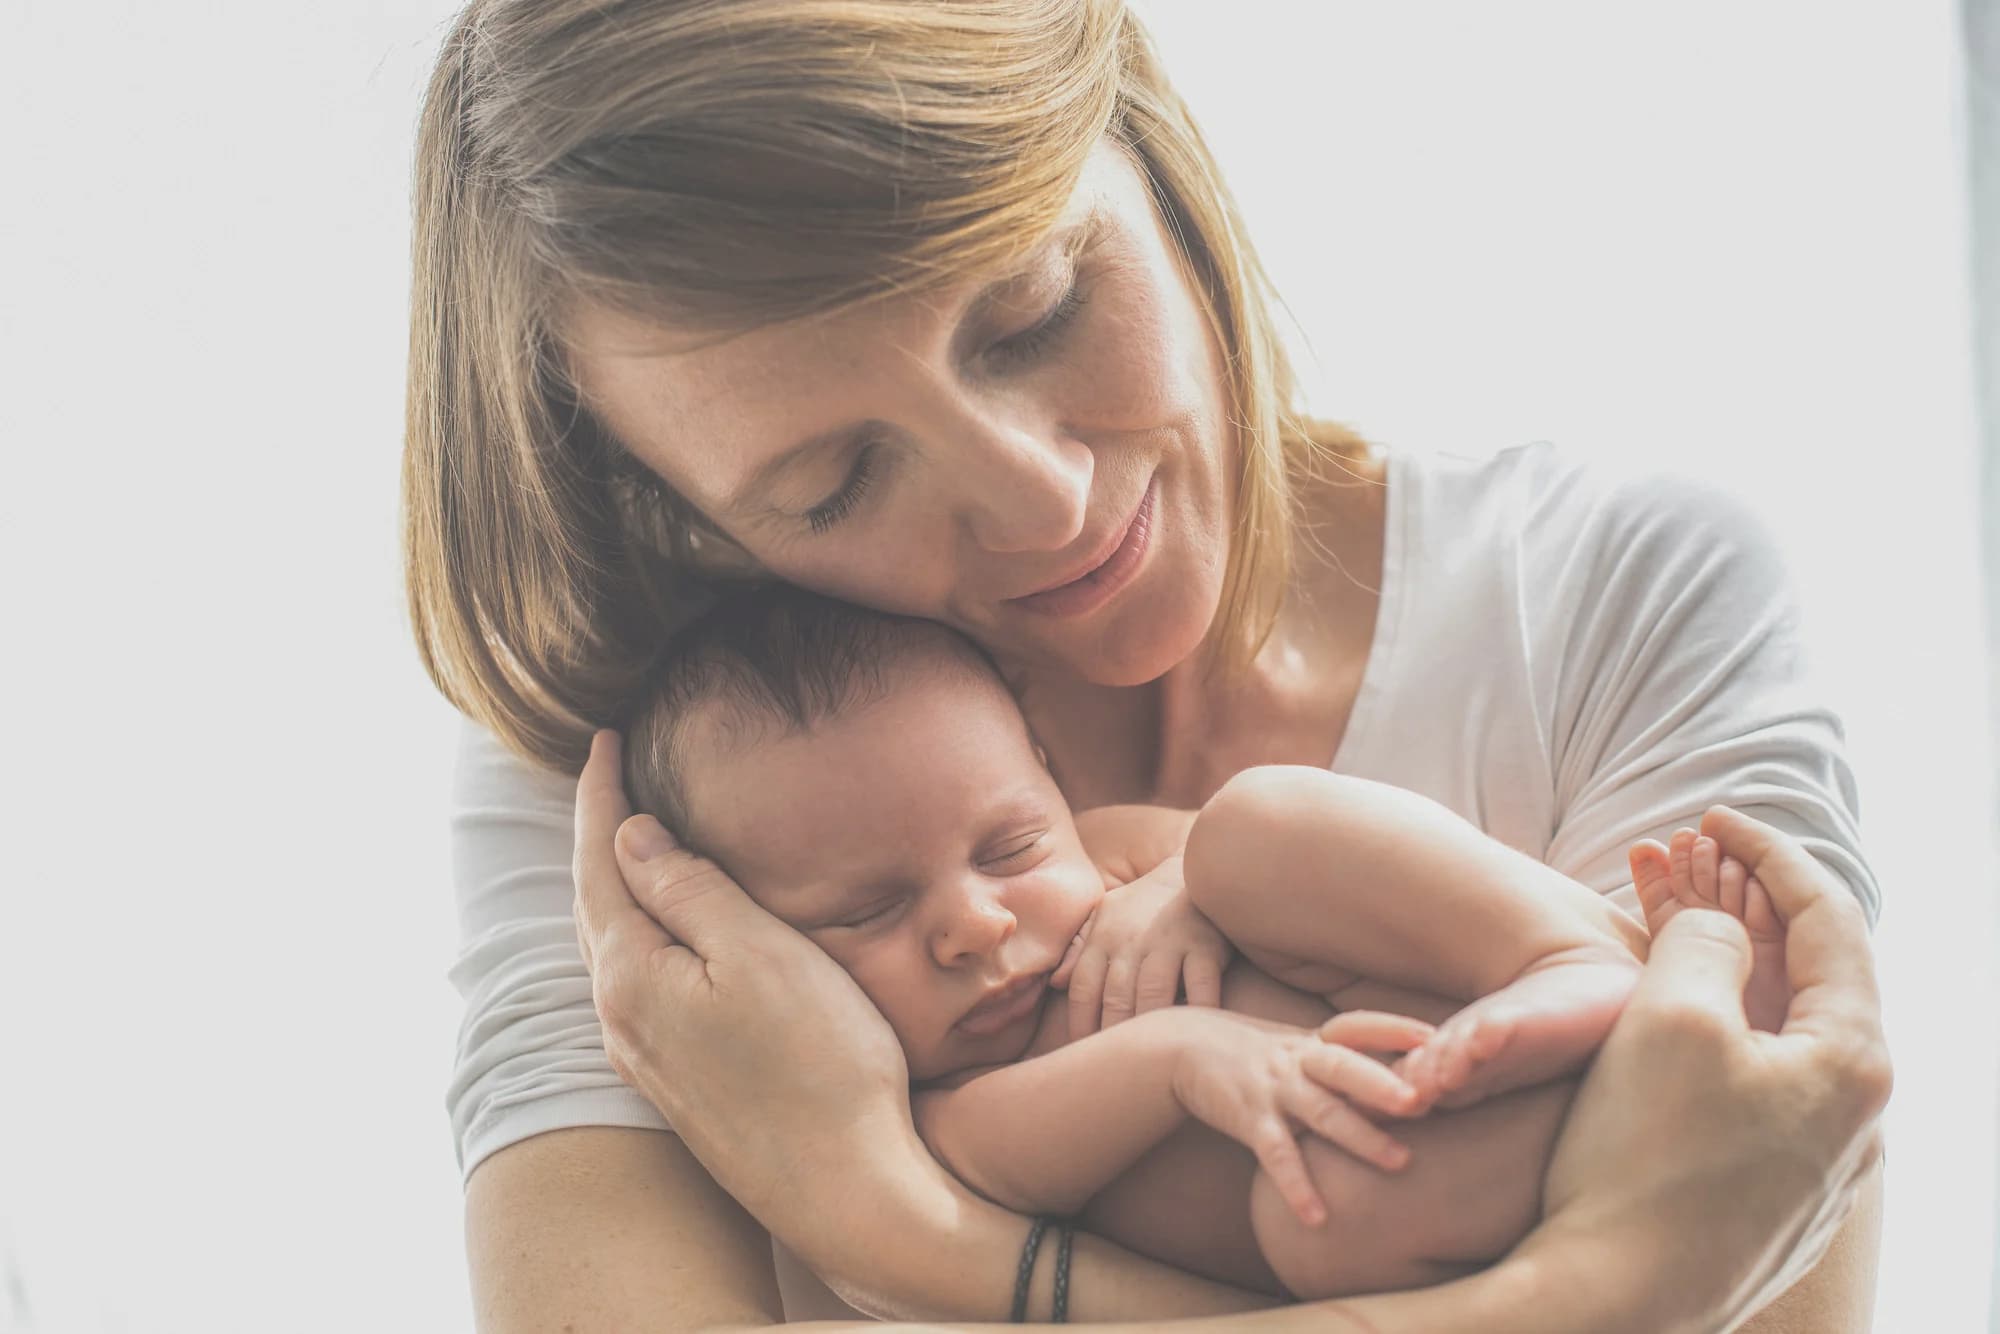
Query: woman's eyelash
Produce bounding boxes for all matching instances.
[804,442,880,534]
[990,279,1089,367]
[798,277,1086,535]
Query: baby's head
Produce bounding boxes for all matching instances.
[624,586,1102,1079]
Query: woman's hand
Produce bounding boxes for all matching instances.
[1518,805,1892,1331]
[1053,854,1233,1034]
[569,730,934,1270]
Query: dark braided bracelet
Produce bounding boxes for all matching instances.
[1051,1222,1074,1322]
[1010,1216,1051,1322]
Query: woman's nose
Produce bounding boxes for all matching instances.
[929,877,1018,967]
[949,413,1093,555]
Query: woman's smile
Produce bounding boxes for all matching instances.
[1006,473,1157,620]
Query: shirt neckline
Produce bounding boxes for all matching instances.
[1327,449,1409,777]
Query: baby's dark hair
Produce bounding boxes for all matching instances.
[621,583,1008,844]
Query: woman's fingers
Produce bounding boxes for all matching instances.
[1624,906,1754,1029]
[572,730,665,974]
[610,812,775,968]
[1700,806,1892,1109]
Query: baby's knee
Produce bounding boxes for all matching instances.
[1186,766,1340,915]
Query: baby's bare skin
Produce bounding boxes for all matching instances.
[1027,961,1580,1296]
[992,769,1649,1297]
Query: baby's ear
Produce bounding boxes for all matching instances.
[1034,742,1050,770]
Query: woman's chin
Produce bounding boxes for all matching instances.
[1052,595,1219,687]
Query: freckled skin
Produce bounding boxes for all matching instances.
[567,141,1236,691]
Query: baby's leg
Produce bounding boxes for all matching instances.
[1250,1077,1574,1298]
[1186,767,1646,1107]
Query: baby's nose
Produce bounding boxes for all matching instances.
[932,882,1017,964]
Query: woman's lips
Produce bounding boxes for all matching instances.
[1008,477,1157,621]
[957,973,1050,1037]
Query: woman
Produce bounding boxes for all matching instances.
[405,0,1890,1327]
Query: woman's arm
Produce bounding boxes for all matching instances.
[465,1127,783,1331]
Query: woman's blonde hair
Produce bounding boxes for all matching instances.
[403,0,1365,772]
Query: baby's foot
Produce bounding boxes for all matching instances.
[1629,827,1790,1031]
[1396,949,1639,1111]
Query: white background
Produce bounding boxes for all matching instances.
[1,2,1991,1330]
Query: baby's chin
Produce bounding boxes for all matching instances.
[913,996,1056,1082]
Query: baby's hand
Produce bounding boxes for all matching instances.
[1052,855,1232,1036]
[1170,1009,1432,1227]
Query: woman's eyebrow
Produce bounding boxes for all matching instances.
[721,211,1105,513]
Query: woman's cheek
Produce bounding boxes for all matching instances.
[764,520,958,620]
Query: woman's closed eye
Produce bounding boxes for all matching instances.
[796,268,1093,535]
[985,277,1089,371]
[803,440,884,535]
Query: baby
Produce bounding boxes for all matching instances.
[622,585,1788,1298]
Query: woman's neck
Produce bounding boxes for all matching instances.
[1027,451,1390,811]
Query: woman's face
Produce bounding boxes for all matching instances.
[567,141,1235,686]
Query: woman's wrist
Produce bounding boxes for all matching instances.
[801,1124,1025,1322]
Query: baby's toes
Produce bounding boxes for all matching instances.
[1690,835,1723,908]
[1630,841,1679,932]
[1668,828,1701,905]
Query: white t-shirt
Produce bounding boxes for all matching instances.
[444,441,1879,1177]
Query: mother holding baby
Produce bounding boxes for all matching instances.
[404,1,1892,1328]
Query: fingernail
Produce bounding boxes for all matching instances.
[620,817,675,861]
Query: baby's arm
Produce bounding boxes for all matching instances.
[913,1007,1425,1224]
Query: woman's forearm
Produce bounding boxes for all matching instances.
[814,1132,1274,1324]
[773,1234,1632,1333]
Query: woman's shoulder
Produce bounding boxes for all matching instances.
[455,716,577,816]
[1397,440,1771,541]
[1391,440,1791,599]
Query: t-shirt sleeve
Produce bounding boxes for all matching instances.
[446,720,670,1180]
[1534,466,1880,924]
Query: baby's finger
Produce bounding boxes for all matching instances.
[1099,954,1139,1030]
[1066,949,1109,1038]
[1182,948,1225,1009]
[1319,1010,1435,1054]
[1288,1083,1411,1173]
[1133,950,1182,1015]
[1052,916,1095,989]
[1299,1043,1421,1118]
[1249,1119,1327,1228]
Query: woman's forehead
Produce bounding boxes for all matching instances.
[562,144,1145,488]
